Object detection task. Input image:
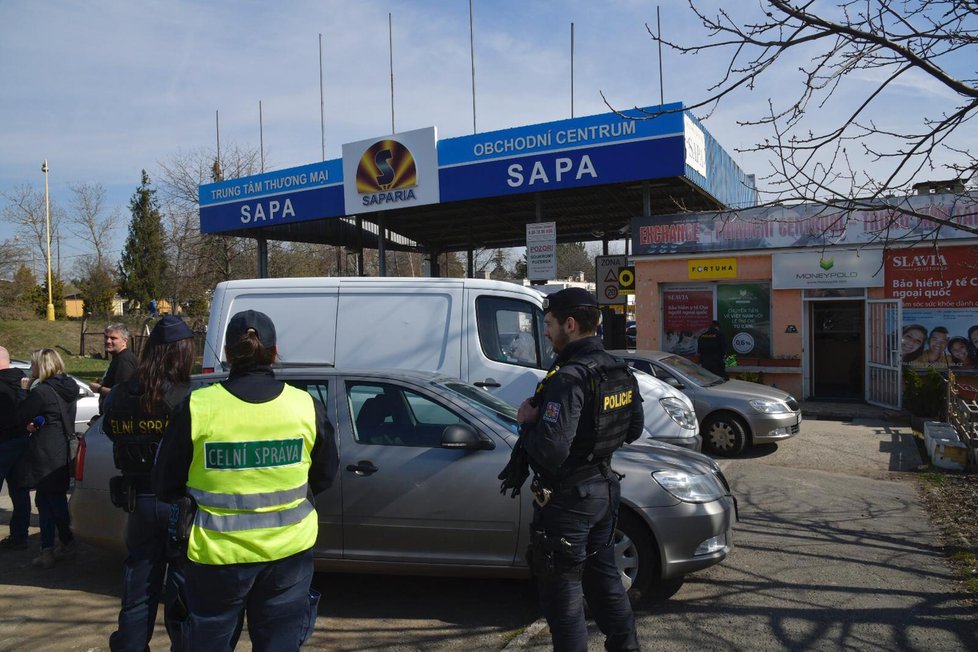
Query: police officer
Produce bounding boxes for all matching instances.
[104,315,196,651]
[152,310,339,651]
[506,287,643,652]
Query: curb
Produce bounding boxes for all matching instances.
[502,619,548,650]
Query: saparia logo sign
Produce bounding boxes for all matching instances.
[356,139,418,206]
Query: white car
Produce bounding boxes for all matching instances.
[11,359,100,435]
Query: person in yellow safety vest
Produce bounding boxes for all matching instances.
[152,310,339,651]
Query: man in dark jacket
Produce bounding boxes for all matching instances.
[697,320,727,378]
[0,346,29,550]
[90,323,137,412]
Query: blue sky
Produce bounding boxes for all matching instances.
[1,0,973,273]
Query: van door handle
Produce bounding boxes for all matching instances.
[346,461,378,476]
[475,379,501,388]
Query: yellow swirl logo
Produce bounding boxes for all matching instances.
[356,139,417,194]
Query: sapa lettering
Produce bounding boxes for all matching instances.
[507,155,597,188]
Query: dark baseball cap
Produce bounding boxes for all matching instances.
[543,287,598,314]
[225,309,277,348]
[149,315,194,345]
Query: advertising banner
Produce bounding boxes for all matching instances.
[773,249,884,289]
[885,246,978,369]
[688,258,736,280]
[717,284,771,358]
[661,287,713,355]
[632,193,978,255]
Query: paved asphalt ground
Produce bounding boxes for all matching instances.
[1,416,976,650]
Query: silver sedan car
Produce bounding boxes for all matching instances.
[609,350,802,457]
[69,368,736,601]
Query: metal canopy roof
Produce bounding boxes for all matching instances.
[215,175,725,253]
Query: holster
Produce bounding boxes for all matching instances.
[166,496,197,559]
[109,475,137,513]
[527,529,579,581]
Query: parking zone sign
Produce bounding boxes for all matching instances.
[595,255,627,305]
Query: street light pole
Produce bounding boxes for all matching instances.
[41,160,55,321]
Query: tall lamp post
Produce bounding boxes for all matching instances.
[41,160,55,321]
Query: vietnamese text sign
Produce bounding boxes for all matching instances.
[526,222,557,281]
[773,250,884,289]
[662,288,714,355]
[717,284,771,358]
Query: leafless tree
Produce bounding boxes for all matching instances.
[0,184,65,262]
[67,183,120,268]
[616,0,978,235]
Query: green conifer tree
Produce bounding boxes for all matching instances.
[118,170,167,311]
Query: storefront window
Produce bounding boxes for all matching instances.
[660,283,773,359]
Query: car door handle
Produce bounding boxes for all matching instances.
[346,461,379,476]
[474,379,501,388]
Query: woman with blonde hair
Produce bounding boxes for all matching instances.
[14,348,79,569]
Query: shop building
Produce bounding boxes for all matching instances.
[630,190,978,408]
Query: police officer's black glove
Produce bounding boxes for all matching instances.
[498,437,530,498]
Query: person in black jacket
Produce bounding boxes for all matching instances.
[90,323,137,412]
[507,288,644,652]
[14,348,78,569]
[697,320,727,378]
[103,315,196,652]
[0,346,30,550]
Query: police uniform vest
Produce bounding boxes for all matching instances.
[104,380,186,478]
[564,353,638,463]
[186,382,318,565]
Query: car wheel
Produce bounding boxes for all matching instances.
[702,412,748,457]
[614,510,683,603]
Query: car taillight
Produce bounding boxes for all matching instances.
[74,436,87,482]
[202,367,214,374]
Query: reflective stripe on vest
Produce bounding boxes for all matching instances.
[187,383,318,565]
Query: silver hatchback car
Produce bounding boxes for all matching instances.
[609,350,801,457]
[69,368,736,601]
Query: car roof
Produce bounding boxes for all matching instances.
[607,349,671,362]
[193,366,463,386]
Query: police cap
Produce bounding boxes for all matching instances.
[543,287,598,314]
[149,315,194,344]
[226,309,277,348]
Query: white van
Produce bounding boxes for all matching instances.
[202,277,699,448]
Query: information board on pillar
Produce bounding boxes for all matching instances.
[526,222,557,281]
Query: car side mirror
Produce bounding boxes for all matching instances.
[441,424,495,451]
[665,377,684,390]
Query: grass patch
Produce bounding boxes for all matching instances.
[1,318,117,380]
[920,471,947,487]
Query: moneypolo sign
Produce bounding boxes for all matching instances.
[772,249,884,289]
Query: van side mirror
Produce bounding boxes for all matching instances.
[441,424,495,451]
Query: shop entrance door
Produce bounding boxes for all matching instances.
[865,299,902,409]
[809,300,865,400]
